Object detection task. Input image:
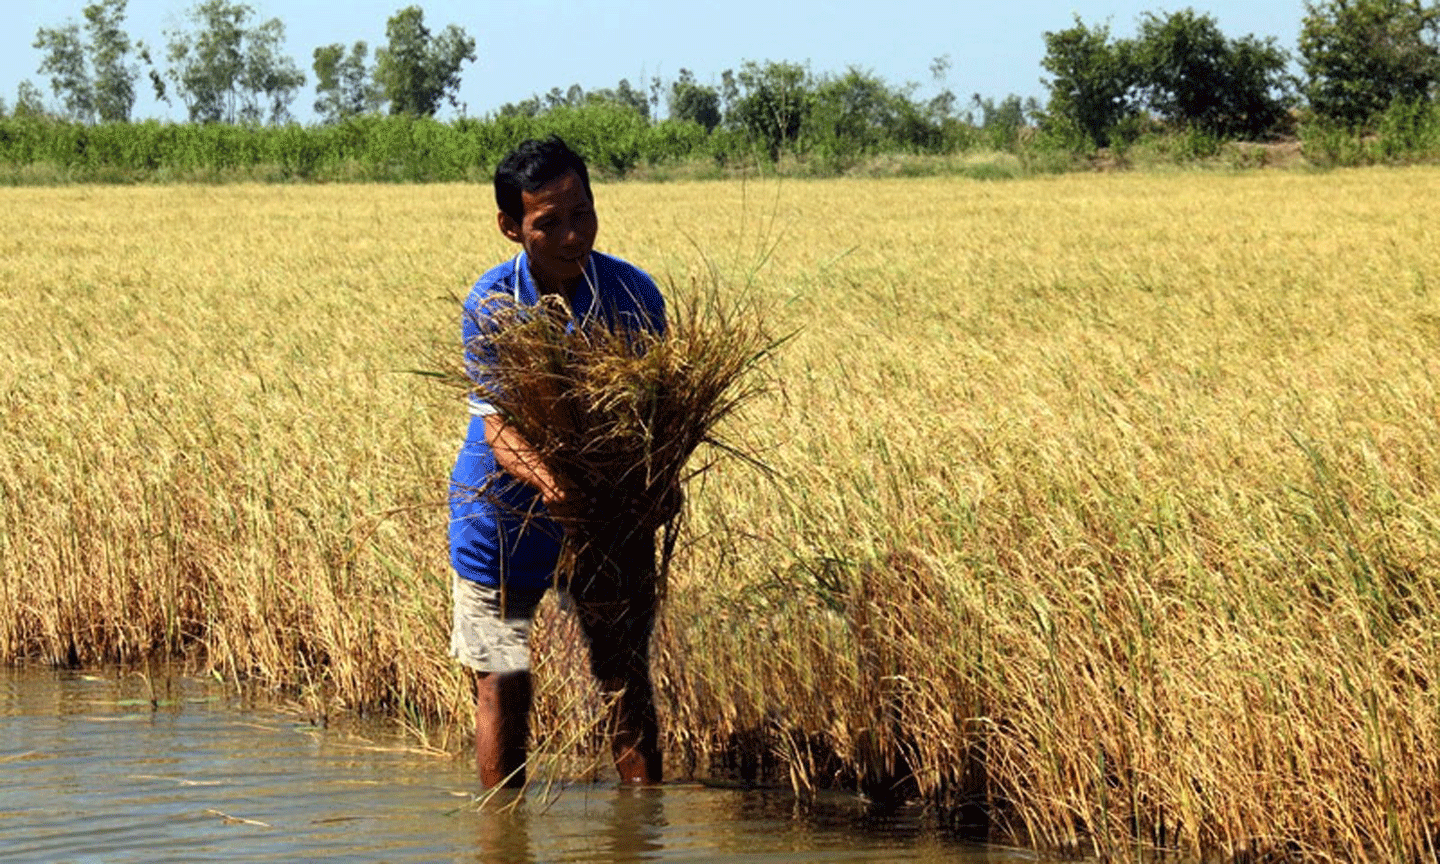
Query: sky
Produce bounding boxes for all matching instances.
[3,0,1307,122]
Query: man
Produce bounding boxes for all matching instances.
[449,136,666,788]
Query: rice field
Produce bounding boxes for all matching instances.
[3,168,1439,861]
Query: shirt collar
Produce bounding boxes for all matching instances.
[512,251,599,318]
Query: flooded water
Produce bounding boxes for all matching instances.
[1,667,1027,863]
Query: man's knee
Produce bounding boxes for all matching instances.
[476,669,533,716]
[582,610,654,683]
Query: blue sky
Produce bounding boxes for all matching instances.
[4,0,1306,121]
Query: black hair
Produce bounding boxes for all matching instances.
[493,135,593,224]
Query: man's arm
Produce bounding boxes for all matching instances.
[484,414,566,507]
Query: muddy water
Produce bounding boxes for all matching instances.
[1,667,1023,863]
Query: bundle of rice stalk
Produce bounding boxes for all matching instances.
[462,282,776,599]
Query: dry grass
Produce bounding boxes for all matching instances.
[3,171,1439,860]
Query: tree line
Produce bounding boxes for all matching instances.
[3,0,1440,178]
[1041,1,1440,148]
[17,0,474,125]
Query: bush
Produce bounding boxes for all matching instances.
[1374,98,1440,159]
[1299,98,1440,166]
[640,119,711,166]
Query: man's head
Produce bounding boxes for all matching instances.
[493,136,599,295]
[494,135,593,225]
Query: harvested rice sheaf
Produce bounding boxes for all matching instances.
[462,285,775,595]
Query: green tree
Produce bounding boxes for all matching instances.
[499,77,651,121]
[614,78,650,120]
[241,17,305,123]
[1133,8,1293,138]
[373,6,476,116]
[313,41,380,122]
[14,80,48,118]
[719,69,739,116]
[33,0,145,123]
[586,78,651,120]
[1040,15,1139,147]
[33,21,93,121]
[497,95,541,117]
[538,83,584,111]
[669,69,720,131]
[804,67,933,155]
[85,0,139,122]
[1300,0,1440,124]
[969,93,1039,148]
[163,0,305,124]
[729,60,814,157]
[927,55,958,121]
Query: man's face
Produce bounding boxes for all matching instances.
[498,169,598,294]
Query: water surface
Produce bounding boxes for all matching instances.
[0,667,1026,863]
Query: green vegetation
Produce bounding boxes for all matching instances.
[371,5,475,117]
[159,0,304,124]
[1039,9,1294,148]
[0,99,1031,184]
[32,0,147,124]
[311,40,382,124]
[1300,0,1440,125]
[5,2,1440,180]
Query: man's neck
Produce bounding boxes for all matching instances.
[527,260,586,302]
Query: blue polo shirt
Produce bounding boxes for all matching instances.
[448,250,666,590]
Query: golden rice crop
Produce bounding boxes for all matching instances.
[2,169,1439,861]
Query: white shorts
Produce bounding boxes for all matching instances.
[449,576,548,674]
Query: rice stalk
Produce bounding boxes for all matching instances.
[456,277,779,596]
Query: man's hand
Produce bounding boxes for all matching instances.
[484,415,569,505]
[535,466,568,508]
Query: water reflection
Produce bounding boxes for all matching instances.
[470,805,535,864]
[1,667,1025,863]
[603,787,666,862]
[461,784,1016,864]
[466,787,668,864]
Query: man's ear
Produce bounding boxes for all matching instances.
[497,210,523,244]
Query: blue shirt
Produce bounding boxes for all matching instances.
[449,250,666,590]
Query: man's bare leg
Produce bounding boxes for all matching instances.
[598,669,662,785]
[572,532,663,785]
[575,595,662,785]
[475,669,532,788]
